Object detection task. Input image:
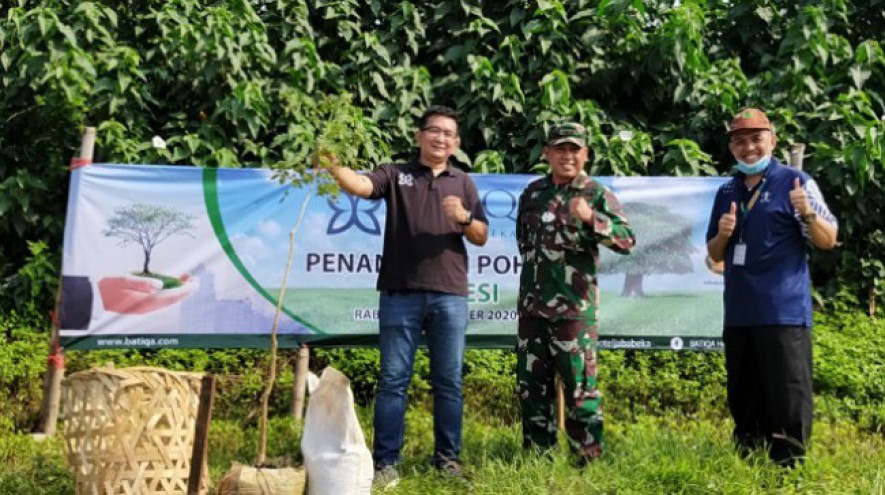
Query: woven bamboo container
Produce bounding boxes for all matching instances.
[61,366,207,494]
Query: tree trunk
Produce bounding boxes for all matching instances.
[621,273,645,297]
[143,250,151,274]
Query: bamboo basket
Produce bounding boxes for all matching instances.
[61,366,207,494]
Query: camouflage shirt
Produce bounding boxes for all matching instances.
[516,173,635,321]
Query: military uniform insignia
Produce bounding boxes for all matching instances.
[541,211,555,223]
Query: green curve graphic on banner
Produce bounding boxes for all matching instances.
[202,168,324,335]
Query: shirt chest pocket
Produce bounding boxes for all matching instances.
[522,198,583,253]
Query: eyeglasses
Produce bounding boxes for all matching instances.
[421,126,458,139]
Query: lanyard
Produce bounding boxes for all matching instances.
[738,178,766,243]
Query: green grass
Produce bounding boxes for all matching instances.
[274,288,724,338]
[3,407,883,494]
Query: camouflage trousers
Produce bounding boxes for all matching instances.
[516,316,603,459]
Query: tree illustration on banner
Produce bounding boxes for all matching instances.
[104,203,195,275]
[600,202,695,297]
[98,203,198,314]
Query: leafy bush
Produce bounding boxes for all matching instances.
[813,311,885,433]
[0,433,72,494]
[63,347,298,423]
[2,307,882,433]
[309,312,885,430]
[0,241,58,315]
[0,311,50,433]
[603,349,727,422]
[462,350,519,424]
[312,347,431,405]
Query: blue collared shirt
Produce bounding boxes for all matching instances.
[705,159,837,327]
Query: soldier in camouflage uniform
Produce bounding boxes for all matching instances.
[515,122,635,462]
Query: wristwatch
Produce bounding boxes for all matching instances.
[801,212,817,225]
[458,211,473,226]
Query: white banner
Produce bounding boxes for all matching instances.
[59,164,726,350]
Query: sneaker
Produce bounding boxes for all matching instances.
[435,458,469,481]
[373,464,399,490]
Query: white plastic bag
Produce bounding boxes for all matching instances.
[301,367,374,495]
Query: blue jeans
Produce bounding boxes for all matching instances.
[373,290,468,467]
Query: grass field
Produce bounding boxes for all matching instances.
[3,407,883,494]
[273,288,724,338]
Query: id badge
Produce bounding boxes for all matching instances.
[733,243,747,266]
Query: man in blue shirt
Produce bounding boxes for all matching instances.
[706,108,838,466]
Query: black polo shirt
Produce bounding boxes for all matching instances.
[366,160,488,296]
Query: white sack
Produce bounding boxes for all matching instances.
[301,367,373,495]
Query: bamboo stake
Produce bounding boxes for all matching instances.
[38,126,97,436]
[292,344,310,422]
[556,375,566,433]
[257,192,311,464]
[188,373,216,495]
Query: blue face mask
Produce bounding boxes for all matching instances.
[735,155,771,175]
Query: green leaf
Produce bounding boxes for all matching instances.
[57,23,76,45]
[849,66,871,89]
[755,6,774,23]
[803,75,821,95]
[371,72,390,99]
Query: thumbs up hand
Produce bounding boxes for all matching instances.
[718,201,737,238]
[790,177,811,216]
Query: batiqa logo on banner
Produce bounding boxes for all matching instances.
[326,186,519,235]
[482,188,518,222]
[326,194,383,235]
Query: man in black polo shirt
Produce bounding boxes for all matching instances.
[324,105,488,487]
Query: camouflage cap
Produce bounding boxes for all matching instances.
[547,122,587,147]
[727,108,772,134]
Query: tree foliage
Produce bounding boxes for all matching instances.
[1,0,883,309]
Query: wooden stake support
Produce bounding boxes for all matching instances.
[38,126,97,436]
[293,344,310,422]
[790,143,805,170]
[556,375,566,433]
[188,374,216,495]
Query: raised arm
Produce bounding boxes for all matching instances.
[320,152,373,199]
